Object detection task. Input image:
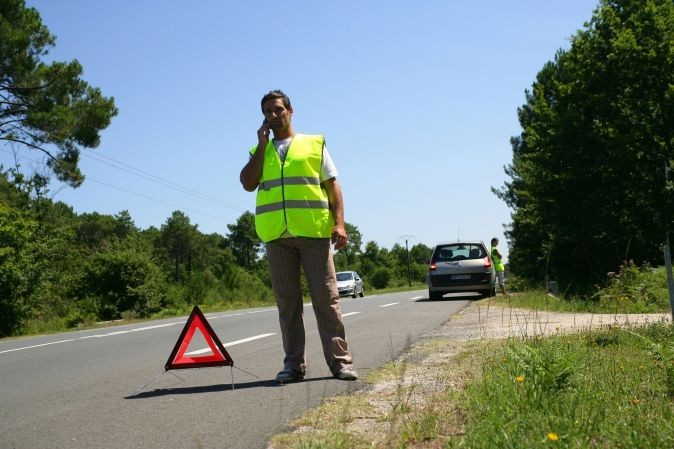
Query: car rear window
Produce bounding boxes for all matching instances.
[433,244,486,261]
[336,272,353,281]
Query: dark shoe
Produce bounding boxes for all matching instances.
[275,368,305,384]
[333,366,359,381]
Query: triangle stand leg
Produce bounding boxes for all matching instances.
[228,364,261,391]
[131,370,168,396]
[232,364,260,379]
[131,370,186,396]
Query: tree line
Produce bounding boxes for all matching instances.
[495,0,674,294]
[0,169,432,337]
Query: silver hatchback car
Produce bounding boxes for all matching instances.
[427,240,495,300]
[336,271,365,298]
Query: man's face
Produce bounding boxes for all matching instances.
[262,98,292,132]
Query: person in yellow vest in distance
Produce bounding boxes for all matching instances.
[239,90,358,383]
[491,237,508,296]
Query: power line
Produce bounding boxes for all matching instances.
[0,147,245,223]
[86,177,232,223]
[80,148,245,212]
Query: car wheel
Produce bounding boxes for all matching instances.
[480,288,495,298]
[359,289,364,298]
[351,291,357,298]
[429,290,443,300]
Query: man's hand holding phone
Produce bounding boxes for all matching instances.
[257,119,270,145]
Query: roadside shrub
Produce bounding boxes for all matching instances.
[410,263,428,283]
[180,270,218,305]
[370,267,391,289]
[595,261,670,313]
[503,274,534,293]
[0,204,38,336]
[78,240,168,320]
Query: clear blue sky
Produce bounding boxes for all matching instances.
[7,0,600,259]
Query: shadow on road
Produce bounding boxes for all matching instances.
[125,375,336,399]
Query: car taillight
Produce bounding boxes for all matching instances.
[429,260,437,271]
[484,256,492,268]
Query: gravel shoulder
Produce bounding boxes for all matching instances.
[430,298,671,340]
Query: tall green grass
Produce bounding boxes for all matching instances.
[448,323,674,448]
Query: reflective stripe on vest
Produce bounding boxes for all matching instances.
[258,176,321,191]
[252,134,333,242]
[256,199,330,215]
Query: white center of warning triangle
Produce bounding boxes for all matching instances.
[183,327,214,356]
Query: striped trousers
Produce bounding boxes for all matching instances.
[266,237,353,375]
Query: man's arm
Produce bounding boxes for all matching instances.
[240,120,270,191]
[324,177,347,249]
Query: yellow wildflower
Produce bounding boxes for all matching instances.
[516,375,525,383]
[547,432,559,441]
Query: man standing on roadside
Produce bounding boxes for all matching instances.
[239,90,358,383]
[491,237,508,296]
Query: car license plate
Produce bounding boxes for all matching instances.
[451,274,471,280]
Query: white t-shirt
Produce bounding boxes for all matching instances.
[273,136,338,181]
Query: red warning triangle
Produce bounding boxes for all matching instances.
[165,305,233,370]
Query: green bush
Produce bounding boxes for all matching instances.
[77,240,168,320]
[595,261,671,313]
[0,204,38,336]
[370,267,392,289]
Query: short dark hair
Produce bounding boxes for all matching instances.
[261,90,292,112]
[491,237,499,245]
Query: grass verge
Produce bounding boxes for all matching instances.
[270,320,674,449]
[448,322,674,448]
[492,289,673,314]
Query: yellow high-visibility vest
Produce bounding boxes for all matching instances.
[251,134,333,242]
[491,246,505,271]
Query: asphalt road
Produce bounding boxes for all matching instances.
[0,290,470,449]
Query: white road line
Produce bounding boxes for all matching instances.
[78,321,184,339]
[208,313,245,319]
[410,296,424,301]
[2,321,187,353]
[379,302,399,308]
[0,310,270,355]
[185,333,277,356]
[246,308,277,314]
[0,339,76,354]
[342,312,361,317]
